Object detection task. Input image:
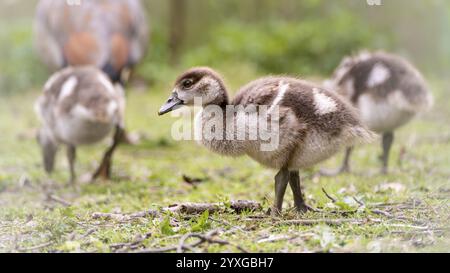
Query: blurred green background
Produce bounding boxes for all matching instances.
[0,0,449,95]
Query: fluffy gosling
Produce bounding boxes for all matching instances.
[35,66,125,184]
[159,67,375,214]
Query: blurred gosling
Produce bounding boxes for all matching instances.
[323,51,433,175]
[35,66,125,184]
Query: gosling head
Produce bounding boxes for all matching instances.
[158,67,228,115]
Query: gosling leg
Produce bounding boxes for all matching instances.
[380,132,394,174]
[91,126,124,181]
[66,145,76,185]
[319,147,353,176]
[289,171,316,213]
[272,167,289,216]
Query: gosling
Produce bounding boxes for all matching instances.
[159,67,375,214]
[323,51,433,175]
[35,66,125,184]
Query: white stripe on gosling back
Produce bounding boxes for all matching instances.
[58,76,78,101]
[367,63,391,88]
[98,74,116,95]
[268,81,289,113]
[44,71,62,91]
[313,88,337,115]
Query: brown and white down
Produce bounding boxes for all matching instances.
[323,51,433,174]
[35,66,125,184]
[34,0,149,145]
[159,67,375,214]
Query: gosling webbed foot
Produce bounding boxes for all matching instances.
[91,160,111,182]
[288,171,318,214]
[90,125,124,182]
[295,203,319,214]
[267,207,283,217]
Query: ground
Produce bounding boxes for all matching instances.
[0,68,449,253]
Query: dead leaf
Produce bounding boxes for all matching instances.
[182,174,206,186]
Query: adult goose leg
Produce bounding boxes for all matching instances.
[289,171,316,213]
[380,132,394,174]
[272,167,289,216]
[67,145,76,185]
[91,125,124,181]
[319,147,353,176]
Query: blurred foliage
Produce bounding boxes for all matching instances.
[0,20,48,95]
[0,0,449,94]
[133,23,173,85]
[134,1,394,83]
[180,13,390,76]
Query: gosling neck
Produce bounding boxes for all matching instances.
[203,84,230,110]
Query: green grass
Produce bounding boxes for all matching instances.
[0,69,449,253]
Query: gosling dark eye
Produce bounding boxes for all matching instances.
[181,78,195,89]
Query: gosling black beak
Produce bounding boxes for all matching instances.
[158,93,184,115]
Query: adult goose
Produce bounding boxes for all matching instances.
[35,66,125,184]
[34,0,149,84]
[159,67,375,214]
[323,51,433,174]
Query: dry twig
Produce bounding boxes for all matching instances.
[133,229,247,253]
[17,241,53,252]
[322,188,337,203]
[91,209,159,221]
[46,194,72,207]
[276,218,382,226]
[92,200,262,222]
[111,232,152,251]
[167,200,261,214]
